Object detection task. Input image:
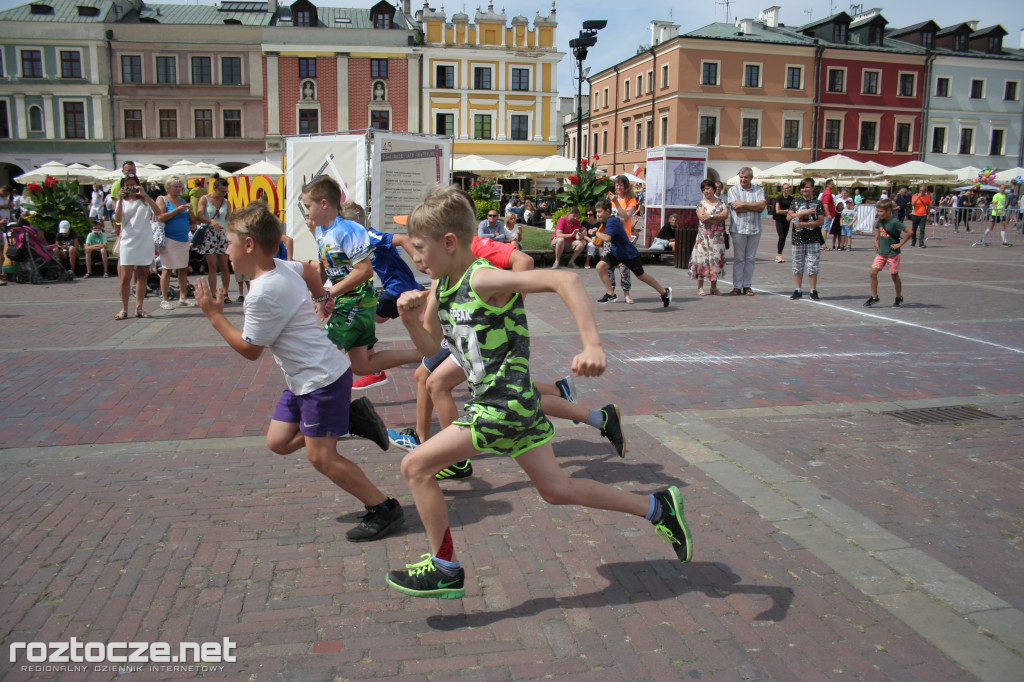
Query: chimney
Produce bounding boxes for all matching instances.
[268,0,277,14]
[762,6,780,28]
[649,20,678,46]
[739,18,754,34]
[966,20,979,30]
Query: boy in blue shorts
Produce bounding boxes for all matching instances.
[194,203,404,542]
[865,199,910,308]
[301,177,420,389]
[594,199,672,307]
[384,185,692,599]
[840,198,856,251]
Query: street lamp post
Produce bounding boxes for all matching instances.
[570,20,606,172]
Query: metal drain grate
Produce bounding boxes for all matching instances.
[883,406,1009,426]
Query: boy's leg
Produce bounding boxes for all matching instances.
[304,435,389,507]
[348,345,423,377]
[869,266,881,299]
[267,418,307,455]
[596,259,614,295]
[413,363,434,443]
[100,247,108,273]
[892,272,902,298]
[539,394,626,457]
[426,355,465,430]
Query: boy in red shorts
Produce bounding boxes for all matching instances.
[865,199,911,308]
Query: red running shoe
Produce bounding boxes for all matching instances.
[352,371,389,390]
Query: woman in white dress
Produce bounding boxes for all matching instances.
[112,171,160,319]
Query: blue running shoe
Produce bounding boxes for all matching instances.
[556,375,579,423]
[388,427,420,451]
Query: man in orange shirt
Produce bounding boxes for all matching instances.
[910,185,931,248]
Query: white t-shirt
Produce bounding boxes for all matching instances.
[242,259,349,395]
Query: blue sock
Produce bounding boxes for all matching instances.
[432,555,461,576]
[645,494,663,522]
[586,409,604,429]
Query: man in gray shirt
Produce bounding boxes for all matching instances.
[727,167,766,296]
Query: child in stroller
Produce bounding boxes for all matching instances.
[4,220,73,284]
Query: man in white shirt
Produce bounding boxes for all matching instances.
[726,167,766,296]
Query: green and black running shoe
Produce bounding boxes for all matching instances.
[600,404,626,457]
[652,486,693,563]
[386,554,466,599]
[436,459,473,480]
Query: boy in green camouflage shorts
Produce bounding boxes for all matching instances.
[385,185,693,599]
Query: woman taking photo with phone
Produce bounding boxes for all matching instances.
[113,171,161,319]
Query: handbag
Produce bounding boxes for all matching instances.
[724,232,731,250]
[151,220,165,249]
[649,237,670,251]
[191,223,209,251]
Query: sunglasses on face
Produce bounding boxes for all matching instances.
[122,172,137,178]
[488,213,498,217]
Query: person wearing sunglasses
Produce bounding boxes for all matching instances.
[477,209,515,243]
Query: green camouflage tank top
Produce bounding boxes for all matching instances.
[437,258,552,456]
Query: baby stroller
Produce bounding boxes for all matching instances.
[5,222,73,284]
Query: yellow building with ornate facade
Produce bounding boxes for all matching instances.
[416,2,563,163]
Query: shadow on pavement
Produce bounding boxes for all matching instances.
[426,560,794,630]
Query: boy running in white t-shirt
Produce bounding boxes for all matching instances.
[194,203,404,542]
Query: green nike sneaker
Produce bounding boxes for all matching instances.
[386,554,466,599]
[652,486,693,563]
[600,404,626,457]
[435,458,473,480]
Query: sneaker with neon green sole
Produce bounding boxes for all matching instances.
[386,554,466,599]
[436,459,473,480]
[652,486,693,563]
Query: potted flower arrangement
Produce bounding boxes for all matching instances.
[24,176,89,237]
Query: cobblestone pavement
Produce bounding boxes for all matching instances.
[1,226,1022,681]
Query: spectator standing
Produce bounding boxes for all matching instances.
[197,176,232,303]
[155,175,199,310]
[113,170,160,319]
[726,167,766,296]
[957,190,974,232]
[88,184,106,225]
[788,178,825,301]
[773,183,793,263]
[819,179,836,250]
[893,187,910,223]
[910,185,931,247]
[550,206,585,268]
[690,180,728,295]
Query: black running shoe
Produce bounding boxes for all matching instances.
[436,459,473,480]
[386,554,466,599]
[809,290,820,301]
[346,498,404,542]
[348,397,389,451]
[790,290,802,300]
[599,404,626,457]
[651,486,693,563]
[863,296,880,307]
[661,287,672,307]
[893,296,904,308]
[598,293,617,304]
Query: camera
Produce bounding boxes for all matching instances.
[127,186,139,194]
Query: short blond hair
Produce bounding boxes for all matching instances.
[302,175,342,207]
[226,202,282,254]
[407,184,475,243]
[877,199,894,213]
[341,201,366,225]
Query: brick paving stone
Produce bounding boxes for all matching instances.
[3,238,1023,680]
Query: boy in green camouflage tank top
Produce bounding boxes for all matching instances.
[384,185,694,600]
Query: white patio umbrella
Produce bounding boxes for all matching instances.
[64,163,106,183]
[452,155,509,174]
[796,154,876,176]
[14,161,69,183]
[860,160,889,174]
[951,166,982,183]
[994,166,1024,184]
[883,160,956,184]
[619,172,645,184]
[150,159,219,181]
[232,160,284,177]
[758,160,804,182]
[511,155,578,176]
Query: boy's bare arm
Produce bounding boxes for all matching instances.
[391,233,416,260]
[472,268,606,377]
[397,287,442,357]
[299,260,333,319]
[195,279,264,361]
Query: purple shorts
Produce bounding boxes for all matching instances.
[271,369,352,438]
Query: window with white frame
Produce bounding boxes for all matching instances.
[194,109,213,138]
[121,55,142,83]
[222,57,242,85]
[435,64,455,88]
[510,113,529,140]
[859,119,878,151]
[660,114,668,145]
[124,109,143,138]
[635,119,643,149]
[636,74,643,98]
[473,67,491,90]
[435,112,454,136]
[740,117,760,147]
[930,126,946,154]
[601,129,608,154]
[959,127,974,155]
[191,56,212,85]
[159,109,177,138]
[28,105,43,133]
[299,109,318,134]
[1004,81,1018,101]
[786,65,802,90]
[602,88,608,108]
[62,101,86,139]
[623,79,630,101]
[0,102,10,138]
[969,79,984,99]
[646,117,654,147]
[862,69,880,95]
[511,68,529,91]
[935,77,950,97]
[661,64,669,88]
[621,122,629,151]
[698,108,719,146]
[782,118,801,149]
[894,121,912,152]
[989,128,1005,156]
[647,70,653,93]
[223,109,241,138]
[473,114,491,139]
[827,67,845,93]
[21,50,43,78]
[60,50,82,79]
[156,56,176,84]
[701,61,719,86]
[824,119,842,149]
[743,63,762,88]
[898,72,916,97]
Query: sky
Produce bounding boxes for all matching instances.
[1,0,1019,97]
